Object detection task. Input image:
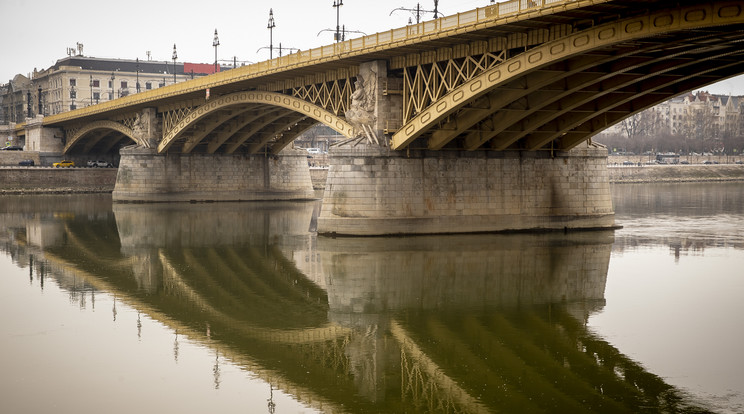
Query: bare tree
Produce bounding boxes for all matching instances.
[678,104,718,153]
[617,109,664,153]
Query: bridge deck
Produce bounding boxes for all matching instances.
[32,0,618,128]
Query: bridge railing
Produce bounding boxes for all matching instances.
[32,0,576,128]
[248,0,568,74]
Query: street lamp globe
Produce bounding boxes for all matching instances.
[172,43,178,84]
[213,29,220,73]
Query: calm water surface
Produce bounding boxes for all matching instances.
[0,182,742,413]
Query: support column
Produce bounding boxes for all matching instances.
[346,60,403,142]
[132,107,160,149]
[112,147,315,202]
[317,142,616,236]
[24,116,63,153]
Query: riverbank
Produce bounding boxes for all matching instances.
[0,167,117,194]
[609,164,744,183]
[311,164,744,187]
[3,164,742,194]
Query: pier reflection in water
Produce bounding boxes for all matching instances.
[0,187,735,413]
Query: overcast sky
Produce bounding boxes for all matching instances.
[2,0,743,95]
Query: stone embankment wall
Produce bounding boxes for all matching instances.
[608,155,743,165]
[0,167,117,193]
[0,151,40,166]
[609,164,744,183]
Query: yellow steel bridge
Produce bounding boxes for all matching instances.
[15,0,744,155]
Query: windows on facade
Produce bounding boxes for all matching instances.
[70,104,76,110]
[70,90,76,99]
[70,79,76,86]
[145,82,152,90]
[121,81,128,89]
[92,79,100,87]
[93,92,100,101]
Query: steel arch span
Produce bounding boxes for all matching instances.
[158,91,356,154]
[64,120,138,154]
[392,1,744,152]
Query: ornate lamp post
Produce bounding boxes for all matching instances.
[110,72,115,100]
[89,75,93,106]
[212,29,220,73]
[172,44,178,84]
[390,1,443,24]
[267,9,276,59]
[333,0,344,42]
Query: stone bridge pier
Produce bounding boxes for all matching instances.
[111,107,315,202]
[316,60,616,236]
[317,142,615,236]
[112,146,315,202]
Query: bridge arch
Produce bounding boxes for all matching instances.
[392,2,744,151]
[64,120,137,154]
[158,91,357,153]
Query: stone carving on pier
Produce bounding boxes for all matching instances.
[132,108,160,149]
[340,64,386,147]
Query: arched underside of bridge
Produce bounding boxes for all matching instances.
[64,120,138,155]
[393,2,744,152]
[157,91,355,155]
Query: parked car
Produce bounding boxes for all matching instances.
[18,159,34,166]
[1,146,23,151]
[53,160,75,168]
[87,160,112,168]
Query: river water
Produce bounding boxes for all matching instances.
[0,183,742,414]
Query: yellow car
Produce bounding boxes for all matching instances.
[53,160,75,168]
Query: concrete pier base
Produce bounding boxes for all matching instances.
[317,142,615,236]
[112,146,315,202]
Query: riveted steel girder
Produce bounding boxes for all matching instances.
[393,1,744,151]
[223,110,297,154]
[64,120,137,154]
[241,114,308,155]
[158,91,355,154]
[269,118,320,155]
[205,108,283,154]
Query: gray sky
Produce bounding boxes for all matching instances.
[2,0,743,96]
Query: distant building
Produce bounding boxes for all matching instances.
[598,91,744,139]
[654,91,743,137]
[0,74,33,123]
[1,54,230,121]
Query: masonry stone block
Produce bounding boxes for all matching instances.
[318,142,616,235]
[113,147,315,202]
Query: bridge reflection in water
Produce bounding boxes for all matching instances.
[3,196,712,413]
